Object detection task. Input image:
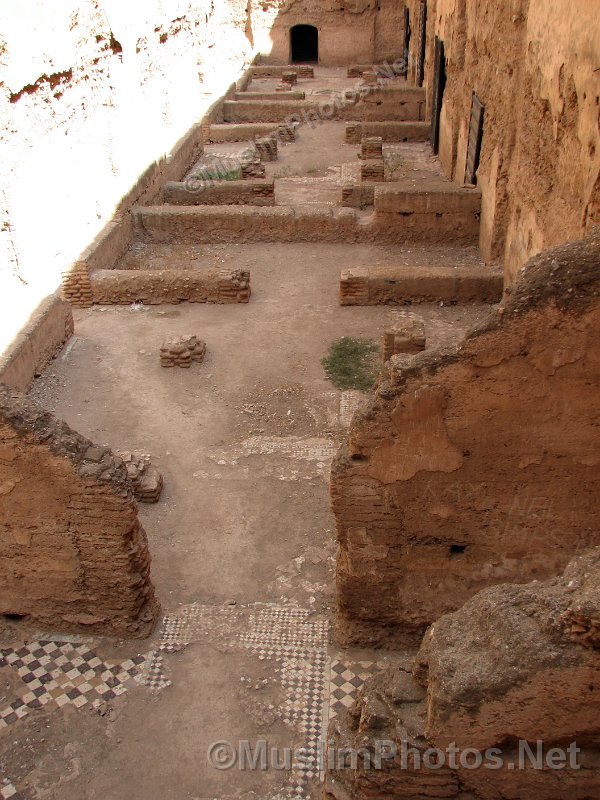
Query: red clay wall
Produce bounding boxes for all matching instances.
[0,385,159,637]
[332,229,600,648]
[414,0,600,282]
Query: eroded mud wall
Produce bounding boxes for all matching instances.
[0,385,159,637]
[423,0,600,281]
[332,230,600,648]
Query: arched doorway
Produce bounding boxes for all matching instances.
[290,25,318,63]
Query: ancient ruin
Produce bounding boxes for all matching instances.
[0,1,598,798]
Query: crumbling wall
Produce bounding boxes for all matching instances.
[332,229,600,649]
[426,0,600,281]
[0,385,159,637]
[325,548,600,800]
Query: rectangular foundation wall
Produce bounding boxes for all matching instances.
[339,266,504,305]
[162,180,275,206]
[90,269,251,305]
[133,205,481,245]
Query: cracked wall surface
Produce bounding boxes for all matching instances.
[332,228,600,649]
[0,384,159,636]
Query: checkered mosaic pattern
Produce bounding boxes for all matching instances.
[0,641,152,729]
[328,659,384,720]
[241,608,329,799]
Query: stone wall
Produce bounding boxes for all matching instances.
[0,385,159,637]
[339,264,502,305]
[163,180,275,206]
[0,293,74,393]
[332,229,600,648]
[411,0,600,282]
[133,202,482,245]
[325,548,600,800]
[90,268,251,305]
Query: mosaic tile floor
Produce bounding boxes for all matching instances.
[0,605,399,800]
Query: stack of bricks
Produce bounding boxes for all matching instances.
[341,186,355,205]
[218,269,250,303]
[297,65,314,78]
[61,264,93,308]
[339,268,369,305]
[252,183,276,202]
[361,160,385,182]
[276,82,292,92]
[347,65,362,78]
[255,135,278,162]
[282,71,298,86]
[382,316,426,361]
[241,159,266,179]
[200,115,211,143]
[159,335,206,368]
[277,123,296,143]
[117,450,164,503]
[360,136,383,160]
[345,123,362,144]
[361,69,378,86]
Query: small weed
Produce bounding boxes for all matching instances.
[384,153,405,178]
[321,337,380,391]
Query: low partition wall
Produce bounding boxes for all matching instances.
[345,121,430,143]
[163,180,275,206]
[339,265,503,305]
[90,268,251,305]
[223,88,426,124]
[134,197,481,245]
[249,65,314,79]
[0,293,74,393]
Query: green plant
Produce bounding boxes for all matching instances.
[321,337,380,391]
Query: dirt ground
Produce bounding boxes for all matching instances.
[0,245,492,799]
[0,72,495,799]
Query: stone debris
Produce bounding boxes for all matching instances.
[277,122,296,143]
[281,70,297,86]
[360,136,383,160]
[361,160,385,182]
[296,65,314,78]
[382,316,426,360]
[117,449,164,503]
[240,158,266,179]
[159,335,207,368]
[361,69,378,86]
[254,135,278,162]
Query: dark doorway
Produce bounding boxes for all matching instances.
[403,8,411,76]
[464,93,485,184]
[430,36,446,154]
[416,1,427,87]
[291,25,318,63]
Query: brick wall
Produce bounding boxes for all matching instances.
[0,385,159,637]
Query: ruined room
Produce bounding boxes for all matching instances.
[0,1,599,799]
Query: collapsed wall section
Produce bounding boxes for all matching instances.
[325,548,600,800]
[0,385,159,637]
[332,229,600,648]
